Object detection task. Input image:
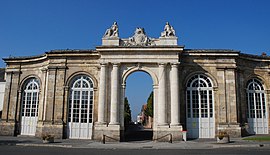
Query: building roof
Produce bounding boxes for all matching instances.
[2,49,96,61]
[0,68,5,82]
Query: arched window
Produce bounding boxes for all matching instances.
[247,78,265,119]
[186,74,215,138]
[246,78,268,134]
[186,74,213,118]
[21,78,40,118]
[68,75,94,139]
[21,78,40,135]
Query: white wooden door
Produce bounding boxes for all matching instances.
[187,90,215,138]
[247,91,268,134]
[21,117,38,136]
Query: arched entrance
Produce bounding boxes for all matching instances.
[123,71,153,141]
[186,74,215,138]
[67,75,94,139]
[20,78,40,136]
[246,78,269,134]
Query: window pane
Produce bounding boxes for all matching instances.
[186,74,213,119]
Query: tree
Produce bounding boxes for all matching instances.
[144,91,153,117]
[124,97,131,125]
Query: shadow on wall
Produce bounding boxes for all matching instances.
[236,53,270,137]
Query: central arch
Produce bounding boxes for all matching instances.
[122,66,158,86]
[121,66,157,141]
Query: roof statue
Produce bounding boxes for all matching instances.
[161,22,176,37]
[102,22,178,46]
[103,22,119,38]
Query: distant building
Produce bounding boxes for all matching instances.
[0,22,269,141]
[0,68,6,118]
[137,104,147,124]
[137,104,152,128]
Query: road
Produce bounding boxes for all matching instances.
[124,124,153,141]
[0,145,270,155]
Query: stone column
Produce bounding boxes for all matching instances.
[97,63,107,124]
[120,84,126,128]
[158,63,167,126]
[170,63,180,126]
[109,63,120,125]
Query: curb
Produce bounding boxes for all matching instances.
[16,143,72,148]
[13,142,270,149]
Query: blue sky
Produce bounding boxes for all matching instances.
[0,0,270,120]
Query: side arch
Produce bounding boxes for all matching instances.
[244,74,268,90]
[245,76,268,134]
[66,74,95,139]
[185,73,215,138]
[66,71,98,89]
[183,71,218,88]
[20,77,41,136]
[20,75,42,91]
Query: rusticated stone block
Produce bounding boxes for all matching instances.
[0,121,15,136]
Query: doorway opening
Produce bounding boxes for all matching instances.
[124,71,153,142]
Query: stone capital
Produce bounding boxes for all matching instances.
[100,63,108,66]
[171,62,180,67]
[153,84,158,89]
[158,63,167,67]
[41,68,48,72]
[111,63,120,67]
[121,84,126,89]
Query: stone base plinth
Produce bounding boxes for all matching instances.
[94,124,121,142]
[35,121,63,139]
[153,125,183,142]
[102,38,120,46]
[156,37,178,46]
[0,120,15,136]
[218,123,241,138]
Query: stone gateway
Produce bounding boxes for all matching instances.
[0,22,269,141]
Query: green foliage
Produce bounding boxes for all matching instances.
[243,136,270,141]
[144,91,153,117]
[124,97,131,125]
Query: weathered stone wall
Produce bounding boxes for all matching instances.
[236,56,270,135]
[0,49,269,140]
[180,50,242,137]
[0,51,101,138]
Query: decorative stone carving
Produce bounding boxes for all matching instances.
[103,22,119,38]
[161,22,176,37]
[123,28,155,46]
[102,23,178,46]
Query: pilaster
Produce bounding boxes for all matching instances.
[217,67,241,137]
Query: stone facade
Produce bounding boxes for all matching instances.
[0,23,269,141]
[0,68,5,117]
